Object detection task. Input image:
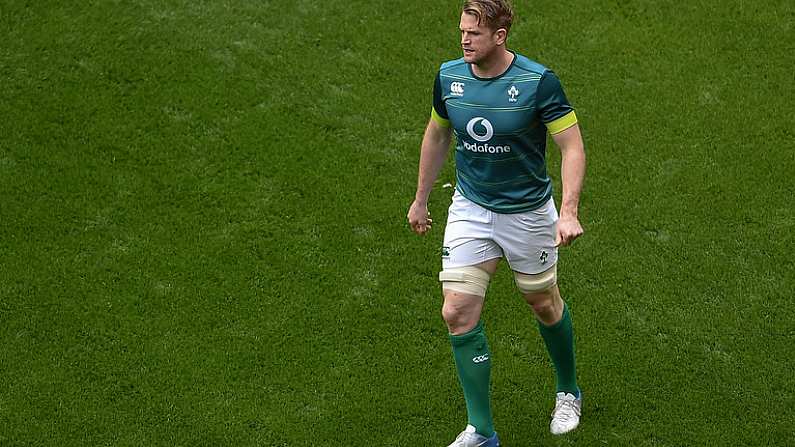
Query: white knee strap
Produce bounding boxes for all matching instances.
[439,266,492,297]
[514,264,557,293]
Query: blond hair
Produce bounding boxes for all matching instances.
[462,0,514,33]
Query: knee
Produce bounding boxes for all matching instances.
[528,292,555,316]
[441,299,467,328]
[525,289,563,324]
[441,297,479,334]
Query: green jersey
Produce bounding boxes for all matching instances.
[432,52,578,213]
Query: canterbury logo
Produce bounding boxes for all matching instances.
[450,82,465,96]
[472,354,490,364]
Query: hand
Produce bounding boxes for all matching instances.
[407,200,433,235]
[555,214,583,247]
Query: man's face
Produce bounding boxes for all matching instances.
[459,12,500,65]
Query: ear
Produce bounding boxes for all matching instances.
[494,28,508,46]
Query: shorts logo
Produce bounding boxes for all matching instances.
[540,251,549,264]
[450,82,465,96]
[466,117,494,142]
[472,354,490,364]
[441,246,450,258]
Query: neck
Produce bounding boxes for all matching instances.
[472,48,513,78]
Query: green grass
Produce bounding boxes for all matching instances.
[1,0,793,445]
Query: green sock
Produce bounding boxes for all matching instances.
[449,321,495,437]
[537,303,579,395]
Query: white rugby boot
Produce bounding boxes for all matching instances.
[550,391,582,435]
[447,424,500,447]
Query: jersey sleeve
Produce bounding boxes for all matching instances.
[537,70,577,135]
[431,71,451,127]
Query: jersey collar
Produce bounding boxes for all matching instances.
[468,50,517,81]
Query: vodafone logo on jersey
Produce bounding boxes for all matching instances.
[463,117,511,154]
[466,117,493,142]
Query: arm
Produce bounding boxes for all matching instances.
[551,123,586,246]
[408,118,452,235]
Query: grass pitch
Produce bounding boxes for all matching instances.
[1,0,793,445]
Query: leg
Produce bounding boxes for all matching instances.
[520,280,578,395]
[519,274,581,435]
[439,191,503,445]
[440,259,500,441]
[497,198,580,434]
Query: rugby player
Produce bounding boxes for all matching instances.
[407,1,586,445]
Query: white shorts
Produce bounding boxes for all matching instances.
[442,190,559,274]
